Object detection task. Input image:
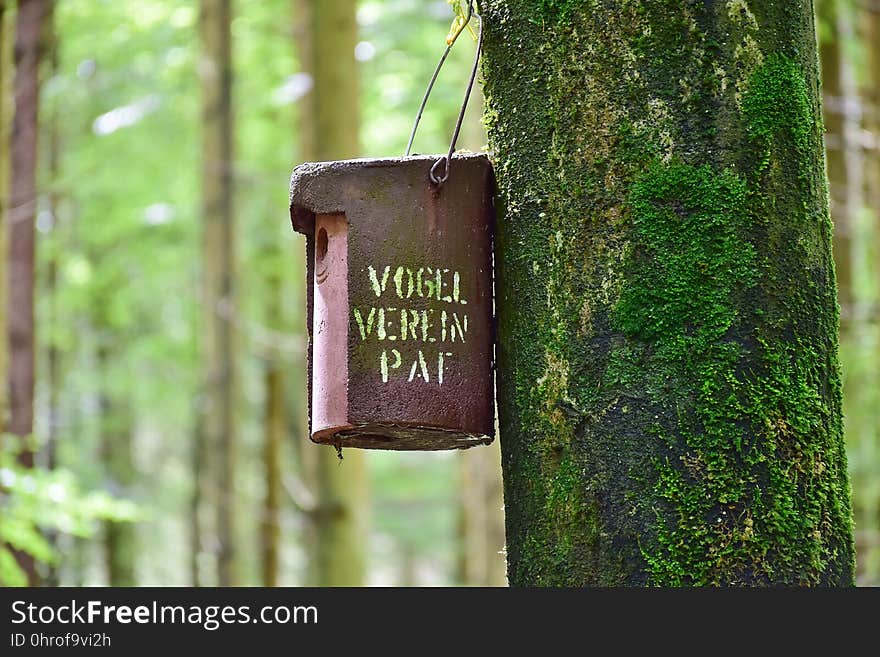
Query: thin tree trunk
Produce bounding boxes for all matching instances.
[457,452,488,585]
[819,0,852,325]
[42,0,59,585]
[458,441,507,586]
[261,315,284,586]
[6,0,49,586]
[866,3,880,249]
[259,4,290,583]
[7,0,44,458]
[198,0,236,587]
[98,346,136,586]
[190,415,206,586]
[397,542,416,587]
[296,0,368,587]
[457,442,507,586]
[852,0,880,586]
[483,439,506,586]
[481,0,854,585]
[834,8,864,327]
[312,447,367,585]
[0,1,12,434]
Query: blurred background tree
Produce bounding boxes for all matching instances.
[0,0,874,586]
[818,0,880,585]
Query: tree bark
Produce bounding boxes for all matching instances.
[481,0,854,586]
[457,442,507,585]
[259,8,295,587]
[0,0,12,433]
[851,0,880,586]
[6,0,49,586]
[818,0,852,324]
[483,439,507,585]
[190,415,206,586]
[261,336,284,587]
[296,0,368,587]
[42,0,59,585]
[7,0,45,458]
[198,0,237,586]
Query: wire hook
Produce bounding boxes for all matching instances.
[405,1,483,187]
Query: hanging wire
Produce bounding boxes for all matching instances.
[404,0,483,186]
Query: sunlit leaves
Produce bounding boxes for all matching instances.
[0,437,139,586]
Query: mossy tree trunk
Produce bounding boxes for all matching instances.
[295,0,368,587]
[480,0,855,586]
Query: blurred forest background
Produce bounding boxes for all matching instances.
[0,0,876,586]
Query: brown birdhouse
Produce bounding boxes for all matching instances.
[289,154,496,450]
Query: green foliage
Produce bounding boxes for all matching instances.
[446,0,478,43]
[0,437,138,586]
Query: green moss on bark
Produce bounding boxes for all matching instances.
[743,53,812,162]
[616,163,756,346]
[482,0,854,586]
[619,160,850,584]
